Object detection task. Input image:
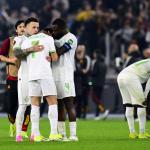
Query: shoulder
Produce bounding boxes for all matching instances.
[46,35,54,41]
[14,36,22,41]
[14,35,27,41]
[64,33,77,47]
[21,38,31,48]
[30,33,48,39]
[2,38,10,44]
[66,33,77,41]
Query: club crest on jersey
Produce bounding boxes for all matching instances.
[68,39,73,45]
[31,40,39,46]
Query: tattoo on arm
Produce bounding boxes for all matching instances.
[14,47,32,59]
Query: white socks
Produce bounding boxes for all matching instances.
[126,107,146,134]
[16,105,27,136]
[58,121,66,137]
[69,122,77,137]
[31,104,77,137]
[31,105,40,136]
[48,105,58,135]
[125,107,135,133]
[58,121,77,137]
[137,107,146,134]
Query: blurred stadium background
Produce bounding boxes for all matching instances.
[1,0,150,118]
[1,1,150,149]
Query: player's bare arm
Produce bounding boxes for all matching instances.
[0,55,18,64]
[50,52,58,61]
[46,52,58,62]
[56,42,72,56]
[14,45,44,59]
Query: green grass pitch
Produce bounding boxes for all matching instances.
[0,118,150,150]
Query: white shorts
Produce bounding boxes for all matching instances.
[55,81,75,99]
[28,79,57,97]
[18,79,31,105]
[117,72,145,106]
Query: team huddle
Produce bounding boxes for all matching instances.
[0,17,78,142]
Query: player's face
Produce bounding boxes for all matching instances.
[76,45,86,59]
[16,23,25,36]
[52,25,62,38]
[25,22,39,36]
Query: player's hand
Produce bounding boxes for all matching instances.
[0,55,18,64]
[51,53,58,62]
[46,56,51,62]
[32,45,44,52]
[9,57,18,64]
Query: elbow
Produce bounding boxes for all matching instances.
[14,53,20,59]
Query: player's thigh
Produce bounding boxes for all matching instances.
[117,76,131,104]
[28,80,42,97]
[55,81,75,99]
[40,79,57,96]
[127,77,145,106]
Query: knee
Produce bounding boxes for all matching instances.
[68,107,76,120]
[18,105,27,112]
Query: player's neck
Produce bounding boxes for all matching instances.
[25,33,30,37]
[55,30,68,40]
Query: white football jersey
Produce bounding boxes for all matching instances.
[21,33,56,81]
[13,35,28,81]
[121,59,150,83]
[13,35,27,50]
[52,32,77,81]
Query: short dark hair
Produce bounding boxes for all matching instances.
[25,17,39,26]
[52,18,67,30]
[15,20,24,29]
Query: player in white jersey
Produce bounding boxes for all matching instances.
[51,18,78,141]
[117,59,150,139]
[21,31,61,142]
[13,17,43,142]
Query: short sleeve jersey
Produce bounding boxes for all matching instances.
[121,59,150,83]
[13,35,28,80]
[21,33,56,81]
[52,32,77,81]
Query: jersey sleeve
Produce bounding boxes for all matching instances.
[13,36,23,49]
[56,35,77,56]
[21,39,31,50]
[66,36,77,49]
[49,37,56,53]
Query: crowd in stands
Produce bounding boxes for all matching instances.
[1,0,150,57]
